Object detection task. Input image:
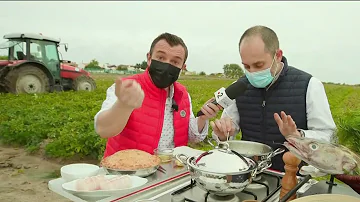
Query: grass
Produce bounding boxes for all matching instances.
[0,73,359,161]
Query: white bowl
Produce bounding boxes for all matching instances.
[61,163,100,182]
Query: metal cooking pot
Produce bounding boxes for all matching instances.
[208,139,285,175]
[175,142,258,196]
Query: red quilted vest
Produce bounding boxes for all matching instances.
[103,69,191,158]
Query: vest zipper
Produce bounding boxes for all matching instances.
[261,90,267,136]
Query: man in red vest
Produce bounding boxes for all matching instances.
[95,33,219,158]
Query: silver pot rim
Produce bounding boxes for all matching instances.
[175,150,258,195]
[226,140,274,156]
[206,139,285,175]
[194,142,257,173]
[189,155,257,175]
[176,153,258,176]
[209,139,285,159]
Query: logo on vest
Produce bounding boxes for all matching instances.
[180,110,186,117]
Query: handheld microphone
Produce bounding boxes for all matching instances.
[196,80,247,117]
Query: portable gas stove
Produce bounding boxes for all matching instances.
[50,145,360,202]
[111,169,360,202]
[149,170,282,202]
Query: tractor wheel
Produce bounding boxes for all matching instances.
[4,65,50,94]
[72,75,96,91]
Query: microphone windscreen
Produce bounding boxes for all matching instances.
[224,80,247,99]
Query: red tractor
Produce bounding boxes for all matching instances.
[0,33,96,94]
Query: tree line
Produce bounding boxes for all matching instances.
[0,55,245,79]
[197,64,244,78]
[84,59,149,71]
[84,59,245,78]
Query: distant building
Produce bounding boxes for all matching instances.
[78,62,89,69]
[185,71,197,75]
[106,64,117,70]
[116,64,137,71]
[77,61,144,73]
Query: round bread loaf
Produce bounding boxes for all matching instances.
[101,149,161,170]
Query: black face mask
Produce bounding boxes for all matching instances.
[148,59,181,88]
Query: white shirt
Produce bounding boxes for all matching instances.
[94,83,209,150]
[213,70,337,143]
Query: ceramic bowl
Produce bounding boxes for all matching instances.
[60,163,100,182]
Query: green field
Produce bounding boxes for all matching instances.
[0,73,359,161]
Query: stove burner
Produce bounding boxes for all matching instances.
[204,189,259,202]
[262,172,282,187]
[171,172,284,202]
[207,192,239,202]
[252,180,270,195]
[242,190,257,200]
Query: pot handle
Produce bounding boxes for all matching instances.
[208,135,222,148]
[195,151,213,163]
[175,154,189,165]
[231,149,250,168]
[218,141,230,150]
[255,148,285,174]
[207,138,216,148]
[251,169,257,178]
[267,147,285,159]
[257,161,271,173]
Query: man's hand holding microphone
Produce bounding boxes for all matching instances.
[198,98,222,120]
[197,80,247,141]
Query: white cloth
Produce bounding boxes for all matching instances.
[94,83,209,150]
[213,75,337,143]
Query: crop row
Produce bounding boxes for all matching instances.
[0,74,359,160]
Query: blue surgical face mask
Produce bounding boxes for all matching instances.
[245,55,277,88]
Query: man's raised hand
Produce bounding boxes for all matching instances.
[115,77,145,109]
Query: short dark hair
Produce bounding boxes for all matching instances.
[149,32,188,63]
[239,25,279,56]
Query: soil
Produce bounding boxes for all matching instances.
[0,144,98,202]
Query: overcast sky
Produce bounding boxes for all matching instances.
[1,1,359,84]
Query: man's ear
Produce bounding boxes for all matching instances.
[146,53,151,66]
[276,49,283,62]
[182,64,187,71]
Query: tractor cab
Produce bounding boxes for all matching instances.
[0,33,96,94]
[2,33,62,80]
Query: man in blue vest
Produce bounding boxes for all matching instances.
[210,25,337,172]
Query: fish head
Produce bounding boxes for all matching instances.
[283,136,357,174]
[283,136,321,162]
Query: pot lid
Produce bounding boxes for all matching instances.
[194,142,251,173]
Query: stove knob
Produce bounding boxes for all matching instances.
[171,194,185,202]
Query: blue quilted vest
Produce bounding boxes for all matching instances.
[235,56,312,172]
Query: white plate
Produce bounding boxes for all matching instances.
[173,146,203,157]
[62,175,148,198]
